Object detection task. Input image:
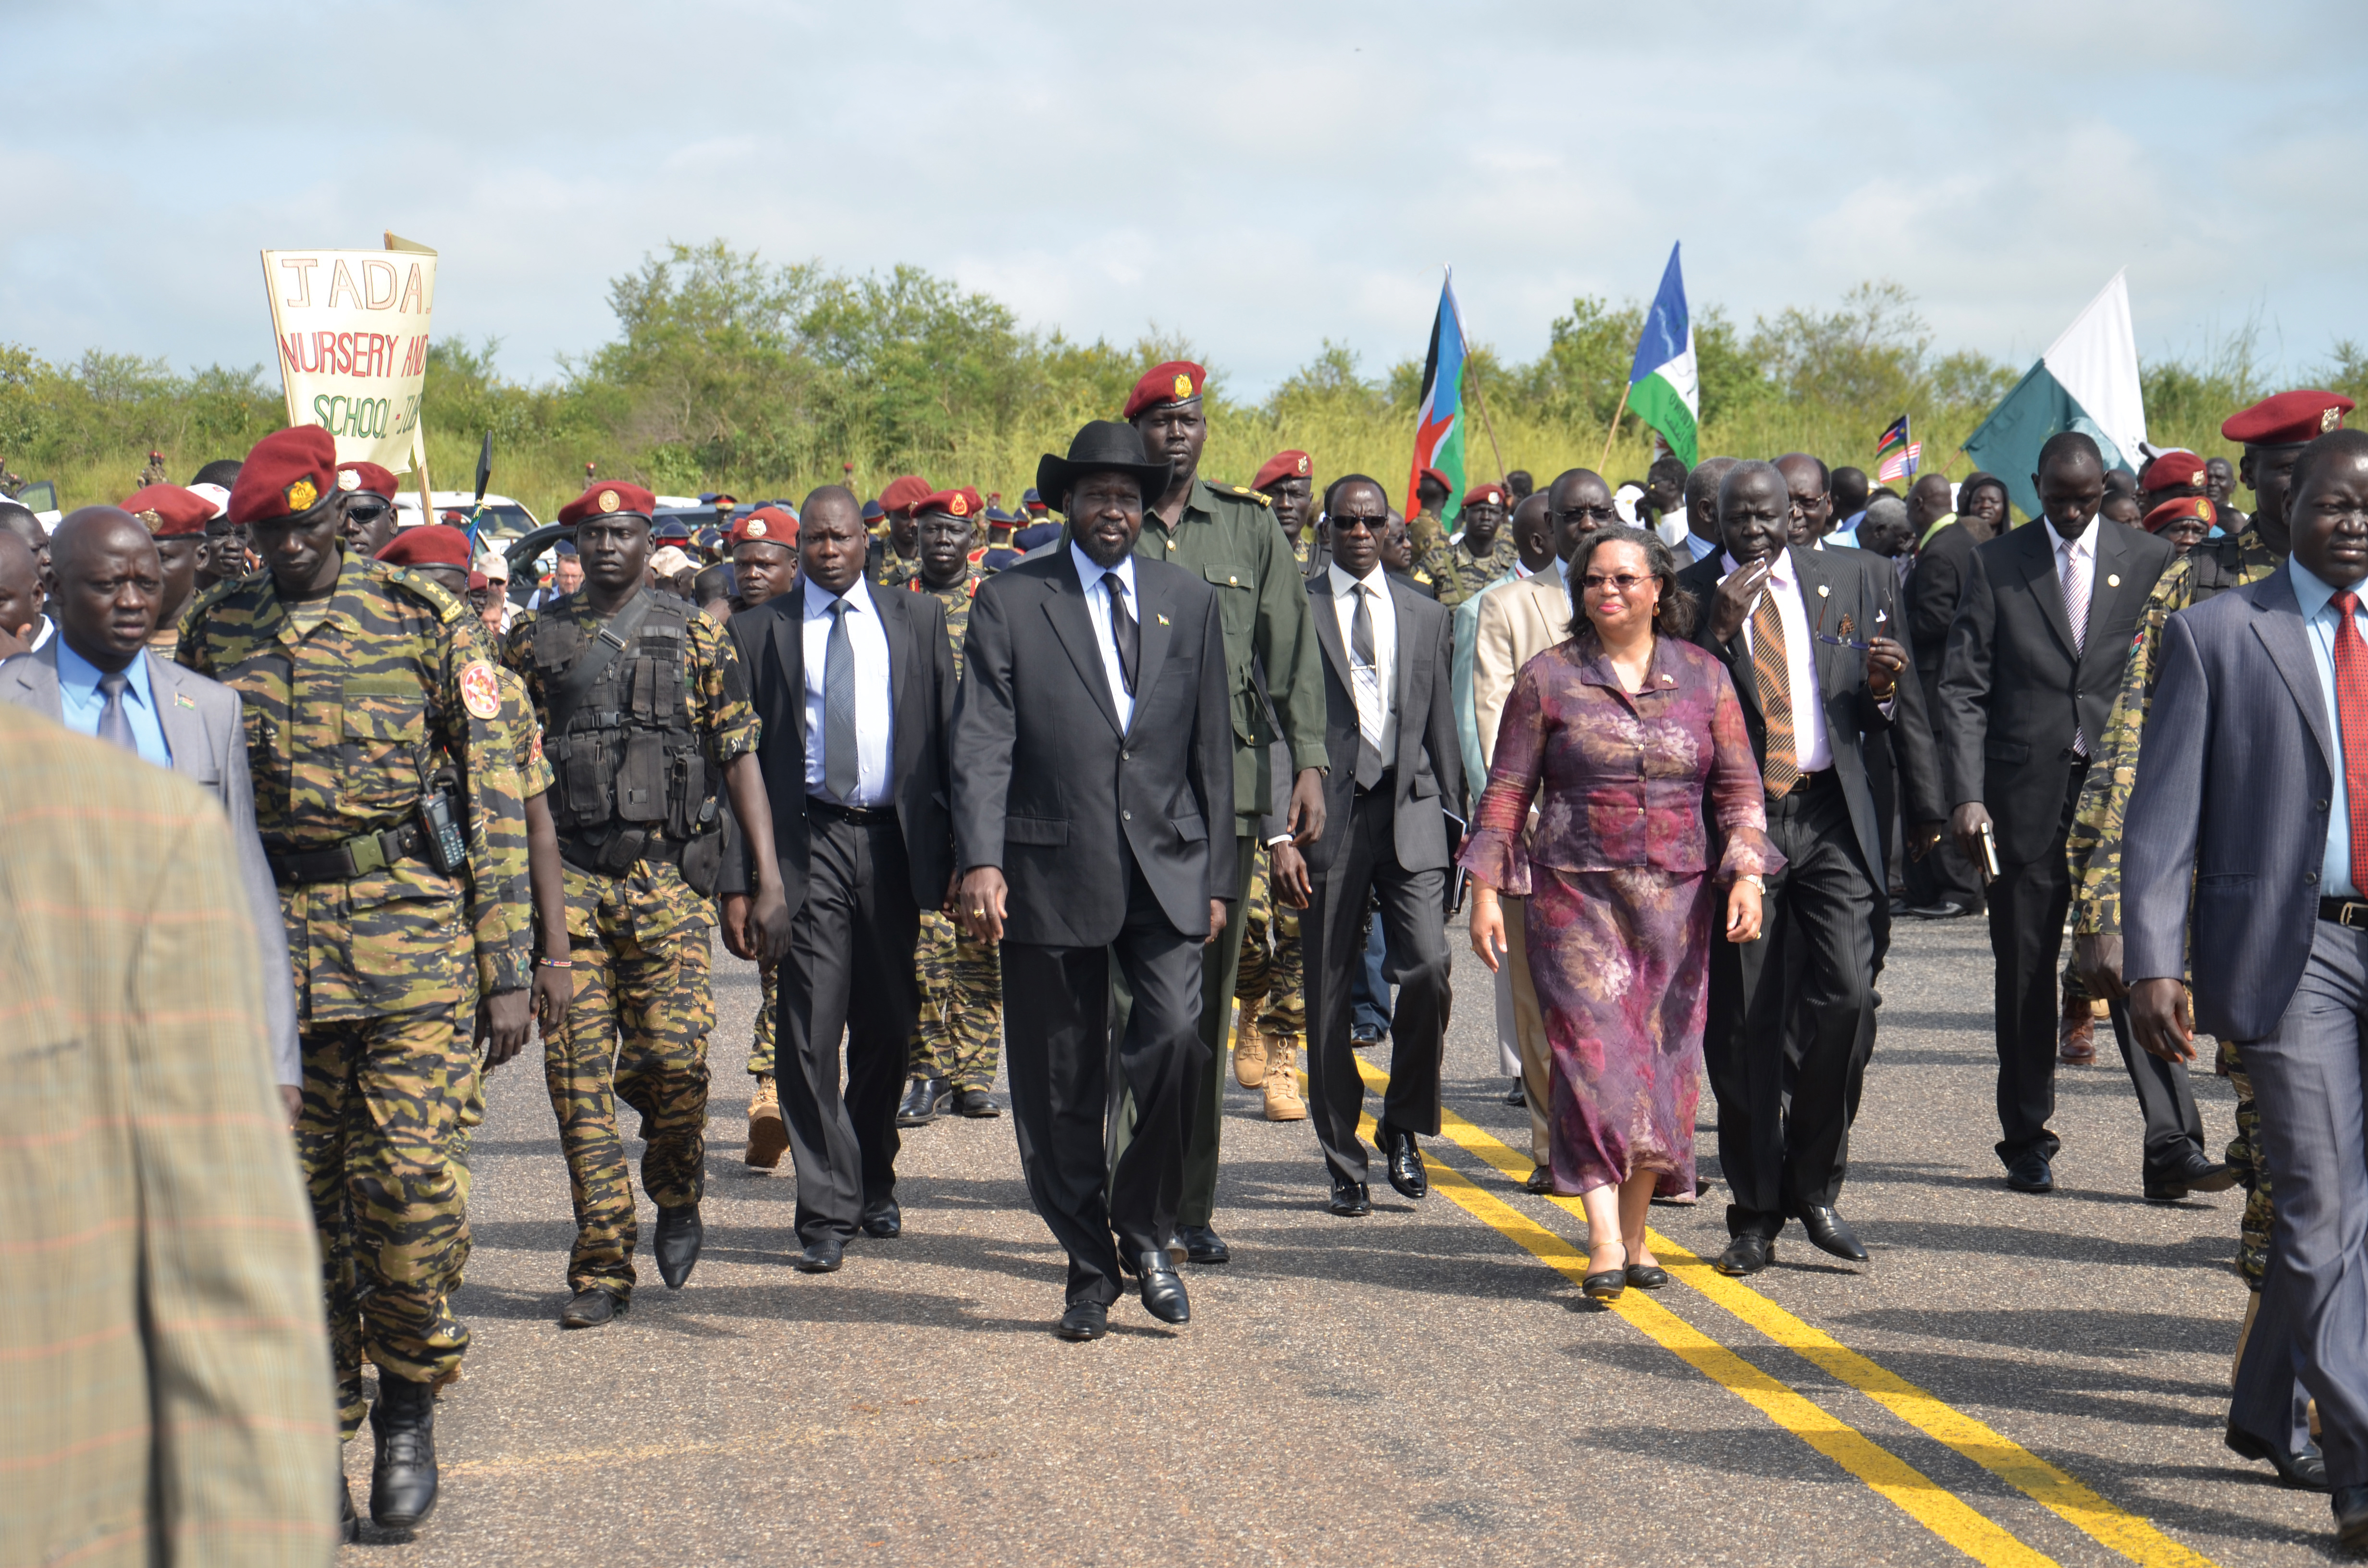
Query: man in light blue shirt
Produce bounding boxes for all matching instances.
[801,569,896,804]
[55,633,173,767]
[2288,554,2368,896]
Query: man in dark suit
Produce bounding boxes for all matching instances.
[1299,475,1463,1215]
[2127,427,2368,1551]
[1901,472,1988,918]
[951,422,1234,1342]
[0,503,301,1111]
[722,487,957,1273]
[1939,430,2213,1196]
[1677,463,1948,1274]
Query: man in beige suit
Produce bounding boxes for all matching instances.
[1470,468,1621,1189]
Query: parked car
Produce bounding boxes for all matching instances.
[392,490,541,542]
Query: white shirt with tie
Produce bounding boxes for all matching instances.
[1328,560,1399,761]
[2043,515,2098,755]
[800,574,895,806]
[1072,541,1139,733]
[1723,549,1833,772]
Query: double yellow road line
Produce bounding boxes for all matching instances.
[1351,1062,2218,1567]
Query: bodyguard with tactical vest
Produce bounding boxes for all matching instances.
[499,480,790,1330]
[176,424,535,1536]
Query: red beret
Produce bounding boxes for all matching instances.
[2137,450,2207,491]
[1123,360,1207,421]
[375,524,472,568]
[120,484,215,539]
[1463,481,1507,510]
[556,481,656,526]
[877,475,933,517]
[227,425,339,526]
[2142,495,2216,535]
[1418,466,1453,494]
[1252,450,1313,492]
[2222,389,2355,448]
[467,571,490,592]
[730,506,798,548]
[335,461,399,500]
[915,487,983,520]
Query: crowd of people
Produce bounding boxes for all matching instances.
[7,355,2368,1556]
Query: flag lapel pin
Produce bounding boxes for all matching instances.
[1157,613,1170,626]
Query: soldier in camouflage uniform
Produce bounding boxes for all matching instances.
[177,427,533,1533]
[499,480,789,1330]
[1413,480,1521,607]
[1253,449,1320,578]
[728,504,801,1168]
[897,491,1005,1124]
[1232,841,1309,1120]
[869,476,931,589]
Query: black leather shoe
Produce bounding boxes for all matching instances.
[1504,1083,1526,1106]
[2227,1423,2331,1491]
[2146,1149,2238,1201]
[895,1076,947,1127]
[2004,1151,2055,1193]
[1328,1180,1372,1217]
[2336,1483,2368,1548]
[951,1086,1001,1117]
[559,1287,625,1329]
[1379,1124,1427,1200]
[1177,1223,1229,1264]
[1905,900,1969,919]
[1625,1263,1671,1290]
[1136,1252,1190,1324]
[653,1203,702,1288]
[1055,1299,1108,1341]
[1524,1164,1553,1194]
[1796,1205,1869,1262]
[368,1374,439,1531]
[860,1200,901,1239]
[794,1238,845,1273]
[1715,1235,1776,1276]
[340,1473,360,1543]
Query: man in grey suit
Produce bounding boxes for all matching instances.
[2128,427,2368,1550]
[1299,475,1464,1214]
[0,507,300,1113]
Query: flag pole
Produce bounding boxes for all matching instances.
[1447,268,1510,487]
[1597,381,1633,475]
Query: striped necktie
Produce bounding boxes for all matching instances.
[1751,584,1798,796]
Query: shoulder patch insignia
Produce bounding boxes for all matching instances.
[460,660,503,721]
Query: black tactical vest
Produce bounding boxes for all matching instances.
[532,593,715,876]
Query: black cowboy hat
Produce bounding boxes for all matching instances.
[1034,421,1172,515]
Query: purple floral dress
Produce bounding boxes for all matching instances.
[1458,631,1779,1198]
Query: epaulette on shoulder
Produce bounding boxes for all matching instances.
[379,562,469,625]
[1226,483,1272,508]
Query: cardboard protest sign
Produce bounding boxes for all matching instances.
[260,248,436,471]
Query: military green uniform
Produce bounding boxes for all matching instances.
[178,549,532,1438]
[1131,476,1329,1229]
[900,565,1004,1090]
[1233,855,1306,1040]
[1415,527,1518,608]
[2068,524,2282,1283]
[500,589,758,1300]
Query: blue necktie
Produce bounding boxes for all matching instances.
[824,600,858,802]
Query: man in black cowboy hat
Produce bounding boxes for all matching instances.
[950,420,1235,1342]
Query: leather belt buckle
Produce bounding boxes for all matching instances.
[2340,900,2368,930]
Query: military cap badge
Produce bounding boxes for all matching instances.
[950,492,970,517]
[1172,372,1193,399]
[1296,454,1310,476]
[285,477,319,512]
[336,468,360,491]
[598,488,621,513]
[2328,406,2346,433]
[747,516,767,537]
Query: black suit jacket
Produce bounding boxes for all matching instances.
[1936,519,2175,863]
[721,583,957,912]
[1302,571,1465,874]
[1677,545,1947,877]
[1907,518,1978,715]
[951,549,1234,947]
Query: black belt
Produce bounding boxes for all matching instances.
[1769,767,1835,800]
[266,822,428,886]
[2321,896,2368,929]
[806,795,898,826]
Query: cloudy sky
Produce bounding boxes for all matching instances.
[7,0,2362,396]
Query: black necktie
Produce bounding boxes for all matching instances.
[1105,572,1138,696]
[97,669,138,754]
[824,599,858,802]
[1350,583,1384,789]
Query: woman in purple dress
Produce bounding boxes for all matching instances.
[1460,527,1778,1303]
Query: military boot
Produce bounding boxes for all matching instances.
[746,1072,787,1169]
[1263,1034,1307,1121]
[1233,1017,1268,1089]
[369,1373,439,1531]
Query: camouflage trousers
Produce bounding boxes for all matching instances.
[910,909,1002,1090]
[551,861,715,1298]
[748,958,779,1078]
[298,1009,473,1439]
[1233,856,1307,1038]
[2222,1035,2271,1287]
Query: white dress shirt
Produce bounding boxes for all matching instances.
[1724,550,1832,772]
[801,574,895,805]
[1071,541,1139,733]
[2042,516,2098,616]
[1328,560,1400,760]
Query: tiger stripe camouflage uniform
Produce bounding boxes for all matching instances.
[906,564,1003,1091]
[178,548,532,1440]
[2068,523,2282,1282]
[1233,854,1306,1040]
[501,592,757,1302]
[1415,528,1519,609]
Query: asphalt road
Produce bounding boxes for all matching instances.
[341,913,2332,1566]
